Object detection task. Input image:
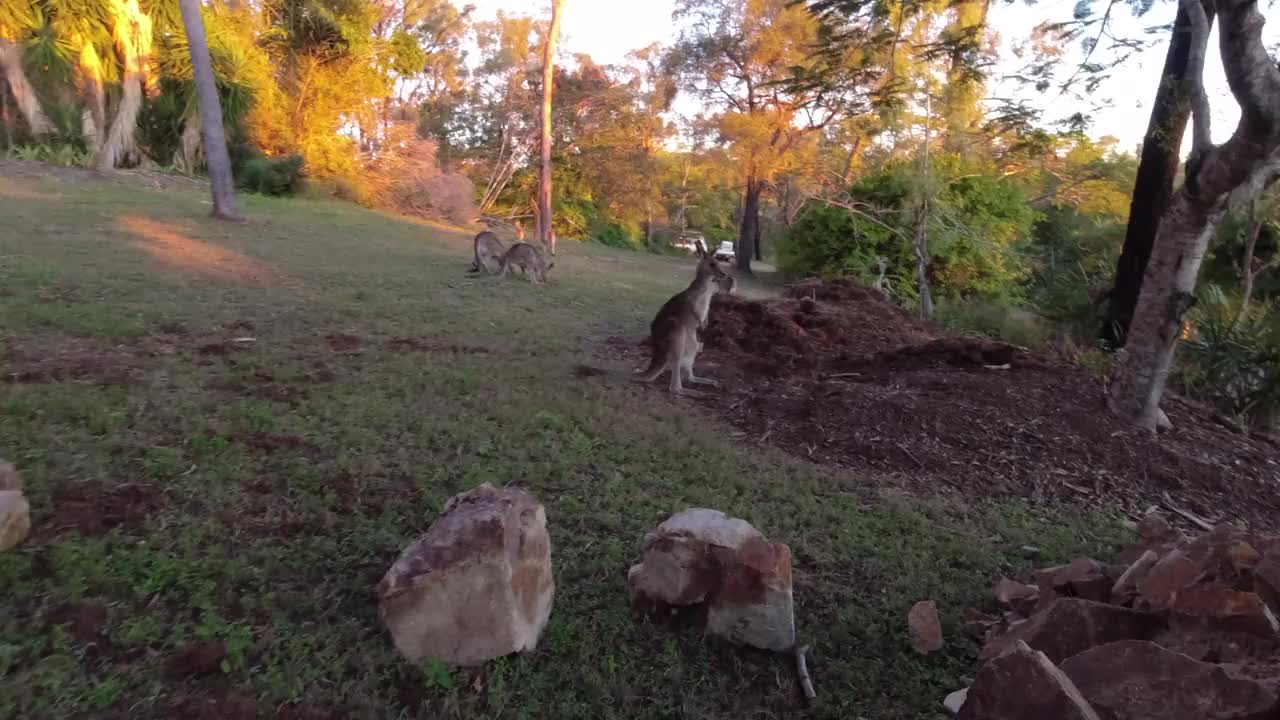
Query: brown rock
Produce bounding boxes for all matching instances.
[378,483,554,666]
[1255,548,1280,614]
[1118,514,1187,564]
[0,491,31,552]
[1171,587,1279,637]
[1111,549,1159,601]
[909,600,944,654]
[1138,550,1201,609]
[994,578,1039,614]
[1229,542,1263,574]
[0,460,19,491]
[628,508,795,651]
[958,640,1100,720]
[981,598,1165,663]
[1060,640,1280,720]
[1038,558,1110,602]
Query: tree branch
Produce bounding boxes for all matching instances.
[1181,0,1213,157]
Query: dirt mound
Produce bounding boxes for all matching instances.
[606,275,1280,530]
[704,278,934,376]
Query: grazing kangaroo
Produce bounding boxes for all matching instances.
[637,249,736,396]
[470,231,507,274]
[499,242,554,282]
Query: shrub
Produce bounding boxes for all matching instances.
[1178,289,1280,429]
[937,298,1051,349]
[237,154,305,196]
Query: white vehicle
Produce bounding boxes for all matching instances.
[713,241,735,263]
[671,232,705,254]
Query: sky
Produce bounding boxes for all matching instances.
[466,0,1278,152]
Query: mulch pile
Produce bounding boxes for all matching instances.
[607,276,1280,530]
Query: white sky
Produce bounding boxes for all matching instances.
[467,0,1279,152]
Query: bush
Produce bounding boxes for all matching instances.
[237,154,305,196]
[1178,290,1280,429]
[937,298,1052,349]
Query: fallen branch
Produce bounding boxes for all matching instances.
[795,644,816,703]
[1161,491,1216,531]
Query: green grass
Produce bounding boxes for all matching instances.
[0,169,1131,719]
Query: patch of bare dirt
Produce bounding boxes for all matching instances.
[385,336,491,354]
[324,333,364,353]
[46,482,161,538]
[166,641,228,678]
[48,601,110,649]
[1,336,143,386]
[115,215,283,287]
[608,277,1280,530]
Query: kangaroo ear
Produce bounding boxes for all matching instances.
[547,263,555,271]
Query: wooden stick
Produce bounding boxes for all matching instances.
[1161,492,1216,532]
[795,644,816,702]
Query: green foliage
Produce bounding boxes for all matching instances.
[237,154,305,196]
[5,142,92,167]
[781,161,1038,302]
[936,299,1051,349]
[1179,290,1280,429]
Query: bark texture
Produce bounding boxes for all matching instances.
[178,0,239,219]
[1109,0,1280,430]
[1101,2,1213,347]
[537,0,564,255]
[0,39,52,137]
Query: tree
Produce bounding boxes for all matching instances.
[178,0,239,220]
[97,0,153,170]
[0,5,53,137]
[1100,2,1214,347]
[538,0,564,254]
[1107,0,1280,431]
[673,0,842,273]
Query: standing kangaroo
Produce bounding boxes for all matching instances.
[637,249,736,396]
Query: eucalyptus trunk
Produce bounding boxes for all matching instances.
[538,0,565,254]
[178,0,239,219]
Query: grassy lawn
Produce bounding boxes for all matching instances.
[0,167,1130,719]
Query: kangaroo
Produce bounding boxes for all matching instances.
[499,242,554,282]
[470,231,507,274]
[636,249,736,396]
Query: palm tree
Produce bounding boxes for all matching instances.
[177,0,239,219]
[97,0,152,170]
[0,5,53,137]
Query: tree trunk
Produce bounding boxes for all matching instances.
[178,0,239,219]
[1108,0,1280,431]
[538,0,565,255]
[0,39,53,137]
[841,137,863,185]
[1101,1,1213,347]
[753,208,762,262]
[78,39,107,152]
[97,0,152,171]
[737,174,761,273]
[913,199,934,319]
[1236,210,1264,324]
[175,112,202,174]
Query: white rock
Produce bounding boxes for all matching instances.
[944,687,970,715]
[0,490,31,551]
[628,508,796,652]
[377,483,554,666]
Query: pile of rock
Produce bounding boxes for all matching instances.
[0,460,30,552]
[951,516,1280,719]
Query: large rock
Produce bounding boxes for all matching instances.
[909,600,944,654]
[1060,640,1280,720]
[994,578,1039,607]
[0,460,19,491]
[1171,587,1279,637]
[1038,558,1110,602]
[628,508,795,652]
[377,483,554,666]
[1255,548,1280,614]
[0,491,30,552]
[1137,550,1202,610]
[981,598,1165,663]
[958,640,1100,720]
